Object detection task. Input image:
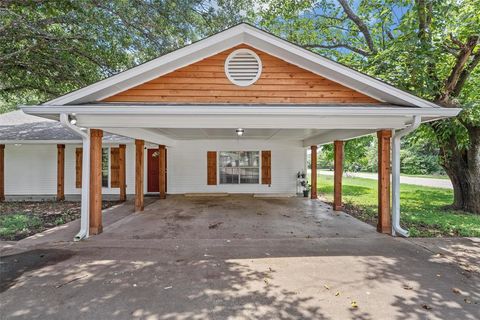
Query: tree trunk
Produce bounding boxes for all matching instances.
[437,124,480,214]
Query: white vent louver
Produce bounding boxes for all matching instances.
[225,49,262,87]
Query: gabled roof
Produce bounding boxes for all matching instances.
[45,23,440,108]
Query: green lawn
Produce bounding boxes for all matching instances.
[318,174,480,237]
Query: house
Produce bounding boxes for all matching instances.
[3,23,460,239]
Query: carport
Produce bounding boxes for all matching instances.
[20,24,460,240]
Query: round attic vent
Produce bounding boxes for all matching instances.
[225,49,262,86]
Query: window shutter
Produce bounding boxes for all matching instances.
[110,147,120,188]
[75,148,82,188]
[261,150,271,185]
[207,151,217,185]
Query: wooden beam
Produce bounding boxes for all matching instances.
[158,145,166,199]
[89,129,103,235]
[377,130,392,234]
[56,144,65,201]
[333,140,344,211]
[0,145,4,202]
[119,144,127,201]
[310,145,318,199]
[135,139,145,211]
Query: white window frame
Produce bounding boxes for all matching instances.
[218,151,261,185]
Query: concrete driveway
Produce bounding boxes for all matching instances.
[1,196,478,320]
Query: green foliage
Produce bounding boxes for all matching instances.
[319,174,480,237]
[0,0,251,112]
[0,214,42,239]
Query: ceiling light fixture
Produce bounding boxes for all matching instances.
[236,128,244,136]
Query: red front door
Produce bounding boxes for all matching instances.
[147,149,159,193]
[147,149,167,193]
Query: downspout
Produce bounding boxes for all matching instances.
[59,114,90,241]
[392,116,421,237]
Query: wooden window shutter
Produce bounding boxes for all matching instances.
[110,147,120,188]
[207,151,217,185]
[261,150,271,185]
[75,148,82,188]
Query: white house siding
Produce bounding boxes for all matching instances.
[4,143,136,200]
[166,139,305,194]
[4,144,57,196]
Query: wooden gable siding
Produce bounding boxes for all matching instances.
[102,45,379,104]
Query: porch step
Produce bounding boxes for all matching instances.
[253,193,296,198]
[184,193,229,197]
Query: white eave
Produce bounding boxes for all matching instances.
[44,23,443,109]
[22,104,460,118]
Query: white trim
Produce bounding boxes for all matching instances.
[0,139,133,145]
[23,105,461,118]
[40,23,445,109]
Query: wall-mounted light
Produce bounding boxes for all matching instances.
[236,128,244,137]
[69,114,77,125]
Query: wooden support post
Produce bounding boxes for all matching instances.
[89,129,103,235]
[377,130,392,234]
[119,144,127,202]
[158,145,166,199]
[310,145,318,199]
[56,144,65,201]
[0,145,4,202]
[135,139,145,212]
[333,140,344,211]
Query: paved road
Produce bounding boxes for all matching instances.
[320,170,453,189]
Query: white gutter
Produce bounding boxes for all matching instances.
[59,114,90,241]
[392,116,421,237]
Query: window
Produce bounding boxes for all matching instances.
[219,151,259,184]
[101,148,109,188]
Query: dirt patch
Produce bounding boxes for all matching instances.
[0,201,120,241]
[0,249,75,292]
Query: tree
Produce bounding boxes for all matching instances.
[257,0,480,213]
[0,0,250,113]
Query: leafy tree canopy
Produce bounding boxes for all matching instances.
[0,0,250,112]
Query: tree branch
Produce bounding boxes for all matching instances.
[437,35,479,104]
[452,51,480,97]
[303,43,370,56]
[337,0,377,54]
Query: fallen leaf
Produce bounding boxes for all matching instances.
[421,304,432,310]
[324,284,330,290]
[335,292,340,296]
[452,288,461,294]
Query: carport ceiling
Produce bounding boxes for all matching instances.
[151,128,329,140]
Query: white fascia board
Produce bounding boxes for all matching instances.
[45,27,246,105]
[22,105,462,118]
[77,114,408,130]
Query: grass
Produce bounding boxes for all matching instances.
[0,214,42,240]
[318,174,480,237]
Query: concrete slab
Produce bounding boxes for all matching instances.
[1,196,478,319]
[95,195,380,241]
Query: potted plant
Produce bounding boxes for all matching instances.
[303,183,310,197]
